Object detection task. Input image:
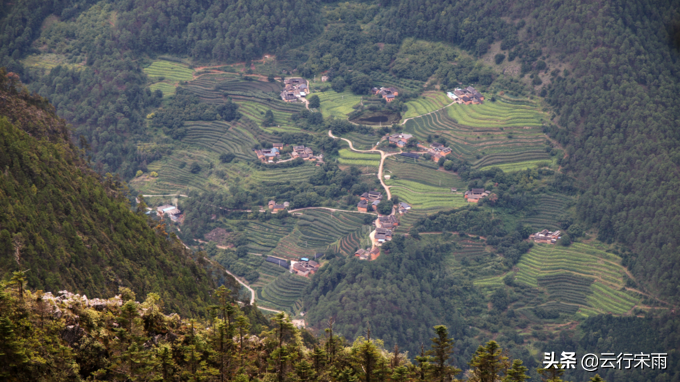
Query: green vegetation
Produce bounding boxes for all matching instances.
[149,82,177,97]
[0,71,218,317]
[387,179,467,210]
[257,272,310,314]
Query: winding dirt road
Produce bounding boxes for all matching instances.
[328,130,400,200]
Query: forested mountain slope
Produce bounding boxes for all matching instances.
[0,70,218,316]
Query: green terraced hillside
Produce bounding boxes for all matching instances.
[402,91,451,119]
[446,99,545,128]
[143,60,194,81]
[513,242,644,316]
[257,272,310,314]
[521,193,573,231]
[403,103,550,167]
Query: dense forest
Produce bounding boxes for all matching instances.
[0,69,223,317]
[2,278,618,382]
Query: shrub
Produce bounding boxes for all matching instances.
[150,171,159,177]
[190,162,201,174]
[136,170,143,177]
[494,54,506,65]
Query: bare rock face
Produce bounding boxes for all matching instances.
[61,324,86,346]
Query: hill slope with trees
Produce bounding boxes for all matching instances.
[0,69,219,317]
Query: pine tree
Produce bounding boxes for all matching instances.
[537,364,565,382]
[468,340,510,382]
[503,359,529,382]
[427,325,461,382]
[589,375,606,382]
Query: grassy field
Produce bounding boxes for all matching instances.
[22,53,83,72]
[143,60,194,81]
[369,71,425,93]
[337,149,380,168]
[513,242,643,316]
[402,92,451,119]
[316,90,363,119]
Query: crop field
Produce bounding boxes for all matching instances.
[387,178,468,210]
[446,99,545,128]
[22,53,83,72]
[384,160,466,189]
[403,108,549,165]
[402,92,451,119]
[316,90,363,119]
[479,158,555,172]
[369,71,424,92]
[514,242,642,316]
[143,60,194,82]
[332,230,364,256]
[337,149,380,168]
[182,121,257,160]
[257,272,309,313]
[521,193,572,231]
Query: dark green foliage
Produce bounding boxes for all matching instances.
[262,109,275,127]
[494,53,506,65]
[308,94,320,109]
[0,71,216,317]
[219,153,235,163]
[190,162,202,174]
[303,237,484,356]
[217,98,242,122]
[376,199,393,215]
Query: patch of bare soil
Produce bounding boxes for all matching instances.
[205,228,233,247]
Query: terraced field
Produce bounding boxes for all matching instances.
[384,160,466,189]
[514,242,642,316]
[143,60,194,81]
[402,92,451,119]
[386,178,467,210]
[252,261,286,289]
[446,99,545,128]
[132,149,213,194]
[403,105,550,166]
[521,193,572,231]
[274,210,371,258]
[245,221,295,254]
[257,272,309,313]
[182,121,256,160]
[337,149,380,168]
[342,131,381,150]
[316,90,363,119]
[479,158,555,172]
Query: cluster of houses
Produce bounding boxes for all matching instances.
[354,247,380,261]
[268,200,290,213]
[255,143,321,163]
[290,257,321,277]
[357,191,383,212]
[417,142,453,163]
[291,145,319,161]
[464,188,491,203]
[254,143,284,162]
[156,205,182,222]
[388,133,413,148]
[530,229,562,244]
[372,86,400,102]
[281,78,309,102]
[447,86,484,105]
[374,228,393,245]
